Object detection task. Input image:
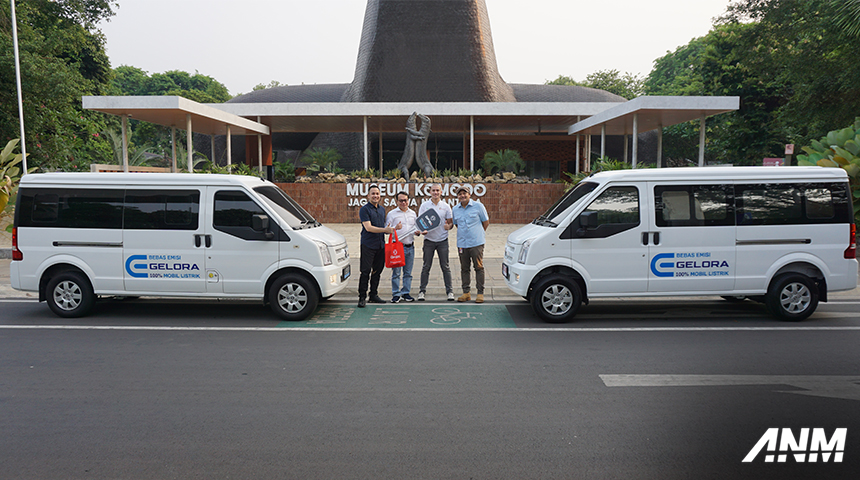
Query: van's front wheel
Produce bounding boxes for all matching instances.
[268,274,318,321]
[766,273,818,321]
[46,271,95,318]
[531,275,581,323]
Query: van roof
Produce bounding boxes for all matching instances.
[586,166,848,183]
[19,172,272,188]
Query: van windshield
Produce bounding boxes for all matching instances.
[534,181,599,226]
[254,186,320,229]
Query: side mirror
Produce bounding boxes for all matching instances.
[252,214,269,232]
[576,211,598,237]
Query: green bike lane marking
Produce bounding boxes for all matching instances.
[279,304,516,329]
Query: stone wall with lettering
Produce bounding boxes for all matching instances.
[276,183,566,224]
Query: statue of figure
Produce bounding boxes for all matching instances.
[398,112,433,179]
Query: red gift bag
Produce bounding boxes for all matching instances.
[385,230,406,268]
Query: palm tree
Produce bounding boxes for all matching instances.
[833,0,860,37]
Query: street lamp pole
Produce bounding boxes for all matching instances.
[10,0,28,173]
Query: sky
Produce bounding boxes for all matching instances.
[98,0,733,97]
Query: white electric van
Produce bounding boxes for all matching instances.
[503,166,857,322]
[11,173,351,320]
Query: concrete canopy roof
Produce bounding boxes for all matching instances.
[82,96,270,136]
[567,96,740,135]
[211,101,622,134]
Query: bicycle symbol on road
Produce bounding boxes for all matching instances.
[429,307,483,325]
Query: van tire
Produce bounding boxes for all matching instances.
[268,274,318,321]
[532,275,581,323]
[766,273,818,321]
[46,271,95,318]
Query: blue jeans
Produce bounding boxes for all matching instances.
[391,244,414,296]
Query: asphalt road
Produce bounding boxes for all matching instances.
[2,298,860,479]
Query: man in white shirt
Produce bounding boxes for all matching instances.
[385,191,419,302]
[417,183,455,301]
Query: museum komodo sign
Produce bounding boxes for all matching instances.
[346,183,487,207]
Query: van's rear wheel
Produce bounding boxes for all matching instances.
[46,271,95,318]
[531,275,581,323]
[268,274,318,321]
[766,273,818,321]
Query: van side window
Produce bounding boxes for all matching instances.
[213,190,274,241]
[655,185,732,227]
[17,188,123,229]
[805,188,835,219]
[737,184,802,225]
[124,190,200,230]
[585,186,639,225]
[563,186,640,239]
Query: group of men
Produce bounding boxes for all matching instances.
[357,183,489,308]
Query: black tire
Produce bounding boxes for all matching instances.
[268,274,319,321]
[765,273,819,321]
[531,274,582,323]
[46,271,95,318]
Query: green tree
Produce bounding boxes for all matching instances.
[718,0,860,143]
[0,0,118,171]
[547,69,644,99]
[109,66,232,162]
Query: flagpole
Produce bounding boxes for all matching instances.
[10,0,28,173]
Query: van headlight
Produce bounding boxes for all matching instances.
[315,241,333,266]
[518,239,533,264]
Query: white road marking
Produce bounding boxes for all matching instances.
[2,325,860,332]
[600,374,860,402]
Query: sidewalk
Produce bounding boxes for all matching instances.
[0,223,523,301]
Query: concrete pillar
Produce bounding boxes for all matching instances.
[699,115,706,167]
[470,115,475,171]
[657,124,663,168]
[600,124,606,159]
[632,113,638,169]
[186,114,193,172]
[363,115,368,171]
[171,126,177,173]
[121,115,129,172]
[226,125,232,172]
[575,116,581,175]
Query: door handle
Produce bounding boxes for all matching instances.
[194,234,212,248]
[642,232,661,246]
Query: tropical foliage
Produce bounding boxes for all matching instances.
[797,118,860,222]
[1,138,35,216]
[482,149,525,175]
[301,147,343,174]
[643,0,860,165]
[0,0,117,171]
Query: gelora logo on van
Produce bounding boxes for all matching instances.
[125,254,201,279]
[650,252,730,278]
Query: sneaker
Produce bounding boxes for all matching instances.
[447,292,455,301]
[391,295,401,303]
[357,297,366,308]
[401,294,415,302]
[475,294,484,303]
[369,295,386,304]
[457,293,471,302]
[417,291,426,301]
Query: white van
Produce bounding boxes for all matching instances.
[503,166,857,322]
[10,173,351,320]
